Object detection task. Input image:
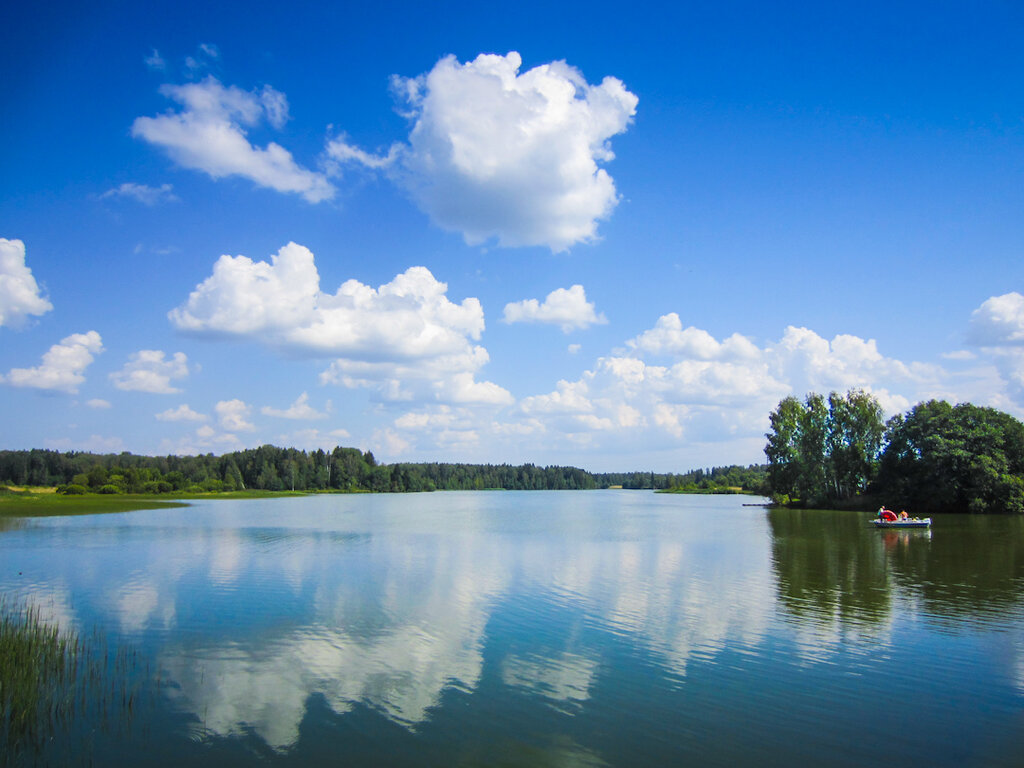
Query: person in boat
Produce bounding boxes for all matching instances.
[878,507,898,522]
[900,511,909,520]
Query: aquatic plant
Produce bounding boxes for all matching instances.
[0,598,143,765]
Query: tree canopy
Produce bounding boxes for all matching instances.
[765,391,1024,514]
[877,400,1024,514]
[0,446,711,495]
[764,389,884,506]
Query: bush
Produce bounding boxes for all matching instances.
[97,484,122,494]
[55,484,88,495]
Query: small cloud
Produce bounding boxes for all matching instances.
[0,238,53,328]
[184,43,220,77]
[261,392,326,420]
[568,344,581,354]
[86,398,112,409]
[968,292,1024,347]
[1,331,103,394]
[215,399,255,432]
[372,428,410,458]
[99,183,178,206]
[503,285,607,332]
[156,404,207,422]
[110,350,189,394]
[132,77,333,202]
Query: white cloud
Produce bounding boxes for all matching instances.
[968,292,1024,347]
[962,293,1024,407]
[86,398,111,409]
[412,319,935,464]
[262,392,327,420]
[110,350,190,394]
[503,285,607,332]
[171,242,509,406]
[1,331,102,394]
[133,77,333,203]
[568,344,581,354]
[99,182,178,205]
[216,399,255,432]
[0,238,53,328]
[156,404,208,422]
[159,424,246,456]
[329,51,638,251]
[628,313,761,361]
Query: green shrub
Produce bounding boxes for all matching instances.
[55,484,88,495]
[97,484,121,494]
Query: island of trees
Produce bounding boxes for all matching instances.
[764,390,1024,514]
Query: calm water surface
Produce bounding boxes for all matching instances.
[1,492,1022,766]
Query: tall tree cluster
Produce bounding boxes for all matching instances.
[878,400,1024,514]
[765,391,1024,513]
[764,390,885,506]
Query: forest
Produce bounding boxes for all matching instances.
[0,445,764,495]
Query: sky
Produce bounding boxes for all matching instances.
[2,0,1024,472]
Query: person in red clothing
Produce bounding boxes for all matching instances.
[878,507,898,521]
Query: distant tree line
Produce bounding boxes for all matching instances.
[764,390,1024,514]
[0,446,725,495]
[658,464,768,494]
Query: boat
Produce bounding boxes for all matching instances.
[871,517,931,528]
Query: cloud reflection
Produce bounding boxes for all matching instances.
[145,499,779,752]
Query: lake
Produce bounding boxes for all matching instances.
[1,491,1022,766]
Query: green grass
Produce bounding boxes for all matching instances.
[0,493,188,518]
[0,486,382,519]
[0,599,142,763]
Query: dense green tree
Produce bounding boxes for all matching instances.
[827,389,885,499]
[877,400,1024,514]
[764,389,886,505]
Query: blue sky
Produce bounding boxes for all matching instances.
[3,0,1024,471]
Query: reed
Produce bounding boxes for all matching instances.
[0,598,143,764]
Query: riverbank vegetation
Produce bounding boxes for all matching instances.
[764,391,1024,514]
[0,447,713,498]
[0,600,142,763]
[657,464,767,494]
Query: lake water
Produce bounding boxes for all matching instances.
[1,491,1022,766]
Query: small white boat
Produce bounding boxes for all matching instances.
[872,517,931,528]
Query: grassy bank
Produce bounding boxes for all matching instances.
[0,489,188,518]
[0,486,360,519]
[657,486,758,495]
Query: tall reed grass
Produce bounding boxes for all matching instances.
[0,598,143,765]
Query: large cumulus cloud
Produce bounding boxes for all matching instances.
[328,52,638,251]
[169,242,509,406]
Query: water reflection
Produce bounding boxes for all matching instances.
[768,509,893,626]
[146,499,776,751]
[767,508,1024,631]
[502,651,599,709]
[0,494,779,756]
[2,495,1022,765]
